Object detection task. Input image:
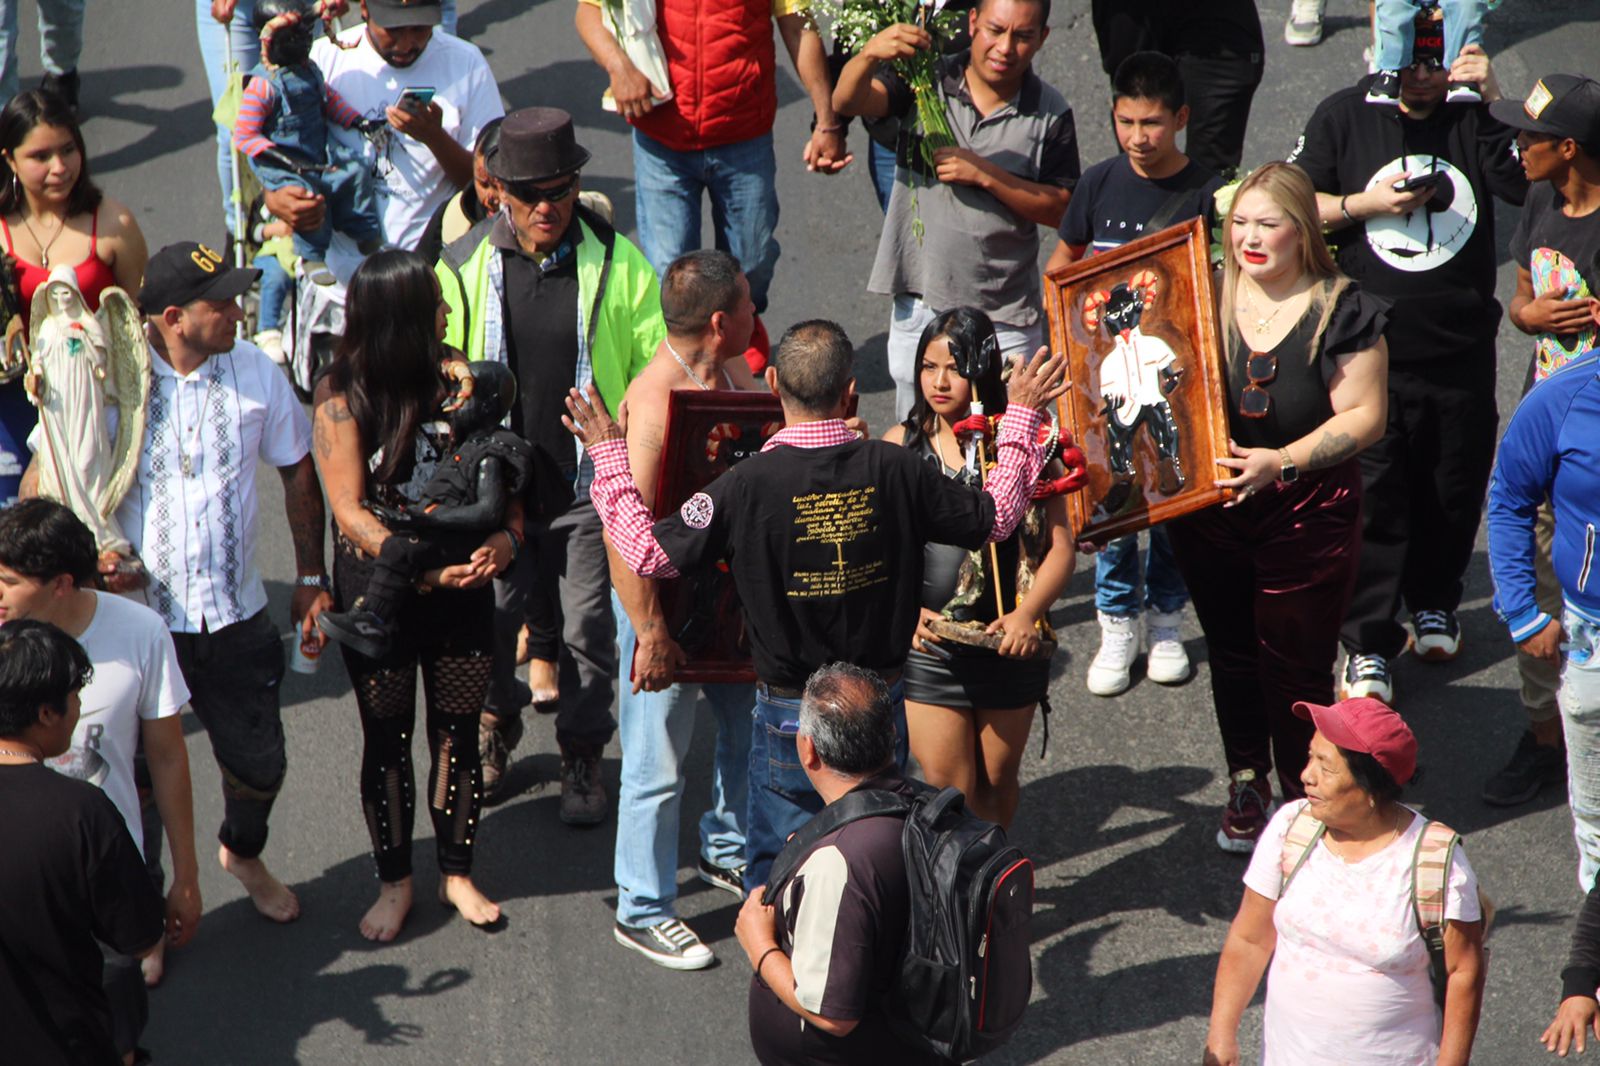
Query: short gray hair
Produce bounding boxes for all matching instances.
[772,320,853,414]
[798,663,894,775]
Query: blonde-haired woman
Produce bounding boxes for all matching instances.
[1167,161,1390,854]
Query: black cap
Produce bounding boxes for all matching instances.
[1489,74,1600,151]
[137,242,259,313]
[365,0,441,29]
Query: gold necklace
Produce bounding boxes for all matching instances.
[1241,282,1306,336]
[19,209,65,268]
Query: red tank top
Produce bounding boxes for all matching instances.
[1,207,119,328]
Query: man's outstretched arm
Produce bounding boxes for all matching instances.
[565,386,681,578]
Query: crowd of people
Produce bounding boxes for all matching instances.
[0,0,1598,1062]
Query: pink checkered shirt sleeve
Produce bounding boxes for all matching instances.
[984,407,1046,542]
[587,438,681,579]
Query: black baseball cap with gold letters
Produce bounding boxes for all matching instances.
[137,242,260,313]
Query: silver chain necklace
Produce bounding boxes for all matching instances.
[664,339,729,391]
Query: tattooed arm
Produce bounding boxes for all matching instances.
[311,377,392,559]
[1290,336,1389,471]
[277,453,332,641]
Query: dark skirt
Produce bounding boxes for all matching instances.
[903,642,1050,709]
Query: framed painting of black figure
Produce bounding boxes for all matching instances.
[1043,216,1232,545]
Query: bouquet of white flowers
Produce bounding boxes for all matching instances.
[822,0,962,172]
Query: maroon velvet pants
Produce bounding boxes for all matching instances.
[1167,459,1363,801]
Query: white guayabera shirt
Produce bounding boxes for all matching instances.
[115,341,311,634]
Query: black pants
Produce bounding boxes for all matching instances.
[1340,353,1500,659]
[1090,1,1264,177]
[169,609,287,860]
[1168,461,1363,800]
[336,543,495,882]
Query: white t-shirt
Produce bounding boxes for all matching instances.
[313,25,504,282]
[1242,800,1482,1066]
[45,592,190,852]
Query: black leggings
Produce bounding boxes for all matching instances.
[336,542,495,883]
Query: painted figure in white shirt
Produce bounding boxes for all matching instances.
[1085,272,1185,495]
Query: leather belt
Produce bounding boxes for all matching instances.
[757,669,902,702]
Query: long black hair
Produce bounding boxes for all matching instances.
[0,89,102,219]
[327,249,446,484]
[901,307,1007,450]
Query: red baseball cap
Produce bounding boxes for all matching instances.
[1292,697,1418,785]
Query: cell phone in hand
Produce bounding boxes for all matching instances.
[395,86,436,112]
[1393,171,1446,194]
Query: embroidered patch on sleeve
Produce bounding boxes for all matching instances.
[681,492,714,529]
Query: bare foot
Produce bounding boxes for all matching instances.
[141,937,166,988]
[218,844,301,923]
[359,878,413,942]
[441,874,501,927]
[528,655,559,705]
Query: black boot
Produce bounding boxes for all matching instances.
[317,597,394,660]
[40,69,79,110]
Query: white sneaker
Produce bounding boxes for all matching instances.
[1284,0,1326,46]
[1087,611,1142,697]
[1146,609,1191,685]
[253,328,287,366]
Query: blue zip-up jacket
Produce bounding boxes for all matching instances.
[1488,352,1600,641]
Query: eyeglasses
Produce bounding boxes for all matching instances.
[1239,352,1277,419]
[503,175,579,206]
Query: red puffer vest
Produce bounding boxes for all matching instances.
[633,0,777,152]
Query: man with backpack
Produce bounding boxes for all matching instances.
[734,662,1034,1064]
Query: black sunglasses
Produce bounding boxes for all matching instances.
[503,175,580,206]
[1239,352,1277,419]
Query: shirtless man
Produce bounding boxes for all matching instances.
[606,250,765,970]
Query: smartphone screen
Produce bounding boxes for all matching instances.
[396,86,436,111]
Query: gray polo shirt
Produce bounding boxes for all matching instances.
[867,52,1079,329]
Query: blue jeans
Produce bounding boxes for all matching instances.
[1373,0,1485,70]
[868,138,896,214]
[254,253,292,331]
[1561,609,1600,894]
[744,680,909,892]
[253,154,381,261]
[0,0,83,102]
[1095,526,1189,617]
[632,128,779,313]
[613,594,752,927]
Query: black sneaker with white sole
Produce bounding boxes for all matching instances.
[1341,652,1393,704]
[698,857,745,898]
[1412,609,1462,661]
[613,918,714,970]
[1365,70,1401,105]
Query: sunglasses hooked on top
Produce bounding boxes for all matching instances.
[1239,352,1277,419]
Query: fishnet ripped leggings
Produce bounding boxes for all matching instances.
[350,648,494,883]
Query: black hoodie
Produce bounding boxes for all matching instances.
[1288,76,1528,362]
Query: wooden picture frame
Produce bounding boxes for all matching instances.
[649,390,856,684]
[1043,216,1231,545]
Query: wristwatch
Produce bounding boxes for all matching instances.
[1278,448,1299,484]
[295,574,332,592]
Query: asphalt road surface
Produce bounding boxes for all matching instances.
[21,0,1600,1062]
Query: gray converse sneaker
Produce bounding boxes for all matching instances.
[613,918,714,971]
[698,857,746,898]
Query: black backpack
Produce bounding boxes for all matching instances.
[764,784,1035,1063]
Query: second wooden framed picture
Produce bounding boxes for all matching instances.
[1043,216,1231,545]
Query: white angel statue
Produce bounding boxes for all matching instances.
[25,267,149,559]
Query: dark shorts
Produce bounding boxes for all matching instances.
[903,644,1050,709]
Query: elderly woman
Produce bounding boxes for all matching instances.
[1204,697,1487,1066]
[1166,161,1388,852]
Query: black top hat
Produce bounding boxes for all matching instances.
[486,107,592,184]
[1489,74,1600,152]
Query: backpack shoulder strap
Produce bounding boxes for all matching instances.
[762,789,912,905]
[1412,819,1460,934]
[1278,804,1326,896]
